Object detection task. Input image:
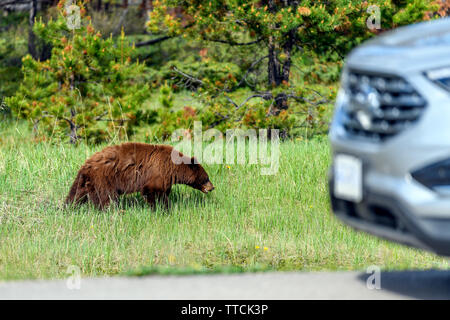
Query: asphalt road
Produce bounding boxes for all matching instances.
[1,270,450,299]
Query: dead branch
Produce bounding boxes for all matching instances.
[231,55,269,90]
[171,66,204,85]
[203,38,263,46]
[135,35,174,47]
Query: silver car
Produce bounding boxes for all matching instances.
[329,17,450,256]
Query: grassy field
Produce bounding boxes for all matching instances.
[0,119,448,281]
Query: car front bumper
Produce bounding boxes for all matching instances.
[329,171,450,256]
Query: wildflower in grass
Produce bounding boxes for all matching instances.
[255,245,268,251]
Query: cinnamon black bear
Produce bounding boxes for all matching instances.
[66,142,214,209]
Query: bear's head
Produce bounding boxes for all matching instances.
[188,158,214,194]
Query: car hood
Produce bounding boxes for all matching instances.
[347,17,450,74]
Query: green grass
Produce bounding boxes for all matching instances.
[0,120,448,281]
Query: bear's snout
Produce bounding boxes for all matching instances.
[201,181,215,193]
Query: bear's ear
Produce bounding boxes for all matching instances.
[188,156,200,170]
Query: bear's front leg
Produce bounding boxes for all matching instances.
[142,192,156,209]
[142,191,169,210]
[155,190,170,210]
[141,188,169,210]
[142,181,170,210]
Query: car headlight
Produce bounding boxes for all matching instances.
[329,70,350,138]
[335,69,350,110]
[425,67,450,91]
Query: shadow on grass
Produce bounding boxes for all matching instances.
[63,188,214,214]
[123,265,272,277]
[170,188,212,207]
[358,269,450,299]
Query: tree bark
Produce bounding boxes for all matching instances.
[28,0,38,59]
[139,0,148,16]
[68,120,78,144]
[268,37,282,87]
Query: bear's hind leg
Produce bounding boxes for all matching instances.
[86,183,114,210]
[66,172,89,206]
[142,191,156,209]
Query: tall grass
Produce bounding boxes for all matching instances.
[0,120,447,281]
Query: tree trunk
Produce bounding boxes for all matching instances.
[41,42,52,61]
[267,35,294,115]
[28,0,38,59]
[140,0,148,16]
[69,106,78,144]
[96,0,102,11]
[28,0,52,61]
[69,121,78,144]
[265,0,296,115]
[268,36,281,87]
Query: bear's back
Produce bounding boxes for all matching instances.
[83,142,176,172]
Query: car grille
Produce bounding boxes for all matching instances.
[342,69,427,141]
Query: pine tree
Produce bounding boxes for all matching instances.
[147,0,437,114]
[6,0,150,144]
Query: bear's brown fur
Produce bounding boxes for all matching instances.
[66,142,214,209]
